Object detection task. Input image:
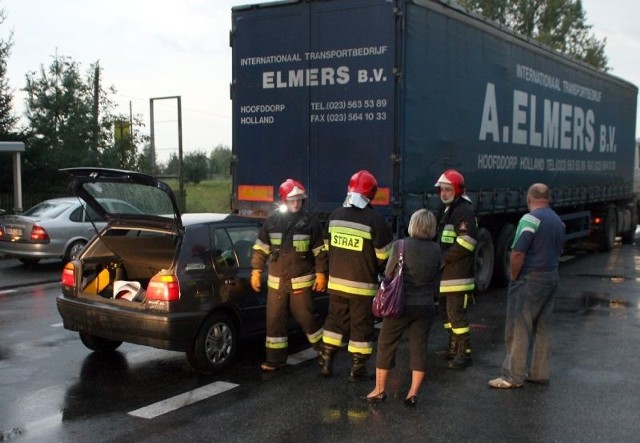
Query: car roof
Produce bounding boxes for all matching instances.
[33,197,82,206]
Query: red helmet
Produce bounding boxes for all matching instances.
[435,169,465,197]
[279,179,307,201]
[348,170,378,201]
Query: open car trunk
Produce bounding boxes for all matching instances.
[78,227,178,302]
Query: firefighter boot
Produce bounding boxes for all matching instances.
[319,344,338,377]
[447,337,472,369]
[348,353,372,382]
[435,333,456,360]
[312,341,323,367]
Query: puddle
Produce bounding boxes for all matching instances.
[574,273,630,283]
[580,292,632,309]
[555,291,633,314]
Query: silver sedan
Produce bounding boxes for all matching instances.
[0,197,107,265]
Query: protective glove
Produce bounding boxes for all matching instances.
[312,273,327,292]
[251,270,262,292]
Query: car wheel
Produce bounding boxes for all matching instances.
[79,331,123,352]
[64,240,87,263]
[187,312,237,373]
[19,258,41,266]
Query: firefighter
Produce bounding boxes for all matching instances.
[434,169,477,369]
[250,179,328,371]
[319,170,394,381]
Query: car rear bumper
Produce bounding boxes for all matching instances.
[56,295,207,352]
[0,241,62,259]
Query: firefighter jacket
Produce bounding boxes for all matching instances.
[437,196,478,295]
[324,205,394,297]
[251,209,327,291]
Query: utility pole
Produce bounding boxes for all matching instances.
[92,63,100,154]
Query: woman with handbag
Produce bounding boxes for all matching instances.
[364,209,442,406]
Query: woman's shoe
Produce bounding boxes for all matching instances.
[363,392,387,404]
[404,395,418,407]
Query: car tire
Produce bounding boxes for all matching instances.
[187,312,237,374]
[79,331,123,352]
[64,240,87,263]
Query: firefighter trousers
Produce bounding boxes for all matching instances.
[265,287,322,364]
[322,292,374,356]
[438,293,471,338]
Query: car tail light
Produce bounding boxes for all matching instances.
[0,226,4,239]
[61,262,76,288]
[593,216,603,225]
[146,273,180,301]
[31,225,50,241]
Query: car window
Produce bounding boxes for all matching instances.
[227,227,259,268]
[212,228,236,268]
[69,205,106,223]
[84,182,173,217]
[23,201,73,218]
[211,226,259,269]
[69,206,84,222]
[85,205,106,222]
[105,200,143,214]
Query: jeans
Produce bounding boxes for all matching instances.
[501,270,559,384]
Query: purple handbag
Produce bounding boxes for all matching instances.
[372,240,405,318]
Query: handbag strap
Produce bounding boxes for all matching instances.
[397,239,404,267]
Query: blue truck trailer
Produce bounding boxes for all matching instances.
[230,0,639,291]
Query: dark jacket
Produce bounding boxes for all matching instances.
[436,196,477,295]
[324,205,394,297]
[251,209,327,291]
[385,237,441,306]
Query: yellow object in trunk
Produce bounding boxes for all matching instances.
[84,268,111,294]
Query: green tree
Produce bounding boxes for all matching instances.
[458,0,607,70]
[0,6,20,197]
[183,150,210,184]
[22,56,146,191]
[209,144,232,176]
[23,55,95,191]
[0,8,16,138]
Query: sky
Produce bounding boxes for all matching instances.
[2,0,639,162]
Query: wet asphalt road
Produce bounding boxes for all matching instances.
[1,243,640,442]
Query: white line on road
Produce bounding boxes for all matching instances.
[128,381,239,419]
[50,322,63,328]
[286,347,318,365]
[0,289,17,295]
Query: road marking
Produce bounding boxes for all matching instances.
[50,322,63,328]
[0,289,17,295]
[287,347,317,365]
[128,381,238,419]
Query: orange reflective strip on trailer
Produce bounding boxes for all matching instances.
[238,185,274,202]
[371,187,390,206]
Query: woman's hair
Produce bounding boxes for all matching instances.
[408,208,437,240]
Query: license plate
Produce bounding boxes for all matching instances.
[6,227,23,237]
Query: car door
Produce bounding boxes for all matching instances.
[211,224,266,336]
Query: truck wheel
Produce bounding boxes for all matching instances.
[79,332,123,352]
[599,205,617,252]
[493,224,515,288]
[621,204,637,244]
[474,227,494,293]
[187,312,237,374]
